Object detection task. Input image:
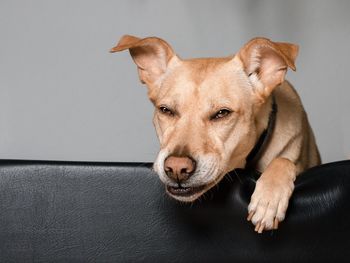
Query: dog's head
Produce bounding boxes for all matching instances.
[111,35,298,202]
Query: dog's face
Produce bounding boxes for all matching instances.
[149,57,258,202]
[111,36,298,202]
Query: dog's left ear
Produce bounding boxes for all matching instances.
[236,37,299,102]
[110,35,176,86]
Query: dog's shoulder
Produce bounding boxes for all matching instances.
[274,80,304,110]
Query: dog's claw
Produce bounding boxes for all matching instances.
[258,223,265,233]
[251,217,279,233]
[254,221,265,233]
[273,218,279,229]
[254,222,260,232]
[247,211,254,221]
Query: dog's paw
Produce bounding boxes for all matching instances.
[247,175,294,233]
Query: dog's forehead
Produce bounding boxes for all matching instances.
[158,56,249,106]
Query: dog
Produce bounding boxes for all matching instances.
[110,35,321,233]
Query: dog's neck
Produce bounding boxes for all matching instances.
[246,95,278,169]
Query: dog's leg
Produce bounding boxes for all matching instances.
[247,157,296,233]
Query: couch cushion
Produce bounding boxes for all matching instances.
[0,160,349,262]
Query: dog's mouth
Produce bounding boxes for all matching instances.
[166,184,207,199]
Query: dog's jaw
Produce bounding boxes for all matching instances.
[165,185,209,202]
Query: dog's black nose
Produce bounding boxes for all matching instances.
[164,155,196,182]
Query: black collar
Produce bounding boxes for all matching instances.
[246,95,278,168]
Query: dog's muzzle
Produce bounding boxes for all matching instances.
[164,155,196,183]
[163,155,206,197]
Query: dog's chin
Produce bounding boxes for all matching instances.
[165,181,216,202]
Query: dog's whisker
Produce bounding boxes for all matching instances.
[224,172,234,183]
[232,168,243,184]
[190,201,195,208]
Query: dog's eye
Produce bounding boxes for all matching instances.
[211,109,232,120]
[159,106,174,116]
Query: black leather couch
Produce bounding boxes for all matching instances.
[0,159,349,262]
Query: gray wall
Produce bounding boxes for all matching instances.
[1,0,349,163]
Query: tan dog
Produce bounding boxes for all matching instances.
[110,35,321,233]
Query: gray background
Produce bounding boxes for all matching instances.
[0,0,349,163]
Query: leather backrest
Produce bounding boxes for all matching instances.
[0,160,349,262]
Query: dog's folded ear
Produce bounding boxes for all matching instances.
[237,37,299,102]
[110,35,176,86]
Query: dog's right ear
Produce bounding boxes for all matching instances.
[110,35,177,86]
[236,37,298,104]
